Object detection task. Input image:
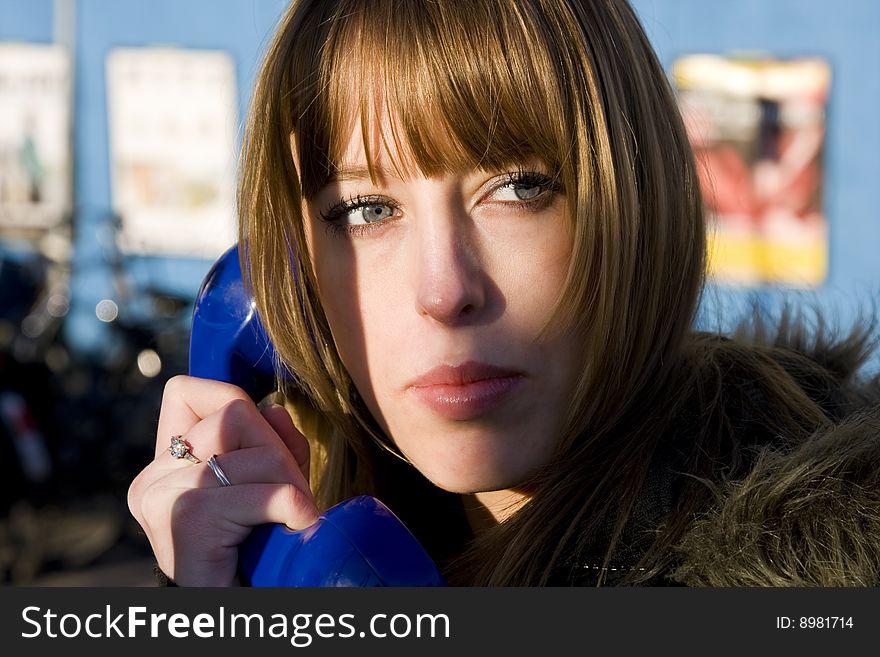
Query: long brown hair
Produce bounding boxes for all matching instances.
[237,0,874,585]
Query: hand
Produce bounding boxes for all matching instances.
[127,375,319,586]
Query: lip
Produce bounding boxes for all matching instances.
[406,361,525,421]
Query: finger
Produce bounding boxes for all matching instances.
[174,397,287,459]
[154,375,254,458]
[131,439,314,532]
[138,482,321,586]
[143,379,317,516]
[142,399,291,493]
[172,482,320,534]
[168,446,311,494]
[227,483,320,530]
[261,404,310,484]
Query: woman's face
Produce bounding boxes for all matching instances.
[302,126,580,493]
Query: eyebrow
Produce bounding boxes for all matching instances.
[327,165,399,183]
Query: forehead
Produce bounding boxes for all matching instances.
[328,106,437,180]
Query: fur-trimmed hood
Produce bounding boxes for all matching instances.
[668,324,880,587]
[671,400,880,586]
[558,319,880,587]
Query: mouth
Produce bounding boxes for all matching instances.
[406,361,526,421]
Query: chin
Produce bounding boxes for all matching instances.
[389,421,556,493]
[412,459,536,495]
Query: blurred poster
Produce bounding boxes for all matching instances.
[673,55,831,288]
[0,43,72,233]
[106,47,237,258]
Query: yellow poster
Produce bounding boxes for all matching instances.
[673,55,831,288]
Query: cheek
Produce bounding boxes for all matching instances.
[309,237,361,351]
[496,218,573,326]
[305,224,393,406]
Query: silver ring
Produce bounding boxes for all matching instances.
[169,435,200,464]
[207,454,232,487]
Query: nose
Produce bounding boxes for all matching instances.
[414,210,486,325]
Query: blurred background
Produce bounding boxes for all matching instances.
[0,0,878,586]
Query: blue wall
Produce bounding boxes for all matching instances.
[0,0,53,42]
[631,0,880,367]
[3,0,879,370]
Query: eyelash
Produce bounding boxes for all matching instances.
[319,194,399,238]
[319,169,561,237]
[496,170,561,208]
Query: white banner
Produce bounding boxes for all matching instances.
[106,47,238,259]
[0,43,72,231]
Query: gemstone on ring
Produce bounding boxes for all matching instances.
[169,435,200,463]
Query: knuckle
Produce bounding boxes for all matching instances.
[162,374,190,400]
[128,464,164,523]
[127,471,147,518]
[265,445,293,473]
[279,482,300,509]
[266,404,295,430]
[167,488,211,531]
[219,397,257,426]
[138,482,172,520]
[280,483,316,521]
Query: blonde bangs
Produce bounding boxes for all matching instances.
[292,0,575,197]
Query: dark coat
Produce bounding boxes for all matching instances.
[561,329,880,587]
[670,400,880,586]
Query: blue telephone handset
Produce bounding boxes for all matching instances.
[189,244,445,586]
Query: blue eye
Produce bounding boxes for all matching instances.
[358,204,394,223]
[320,195,398,228]
[489,171,558,204]
[512,184,542,200]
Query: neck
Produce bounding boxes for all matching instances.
[461,490,529,534]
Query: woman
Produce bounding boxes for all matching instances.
[128,0,880,586]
